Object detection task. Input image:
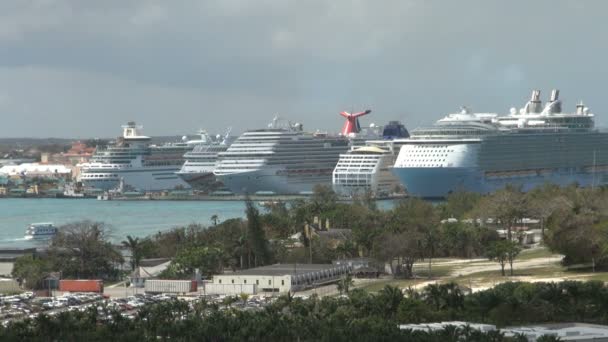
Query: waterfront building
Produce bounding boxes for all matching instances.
[209,264,352,294]
[0,163,71,179]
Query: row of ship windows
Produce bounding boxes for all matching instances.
[84,174,118,178]
[402,164,444,167]
[406,154,449,157]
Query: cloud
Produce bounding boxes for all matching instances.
[0,0,608,137]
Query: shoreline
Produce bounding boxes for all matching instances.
[0,194,407,202]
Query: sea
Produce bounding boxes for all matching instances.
[0,198,397,248]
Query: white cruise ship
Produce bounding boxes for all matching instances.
[393,89,608,198]
[175,129,233,192]
[79,122,192,191]
[214,117,350,195]
[333,121,409,197]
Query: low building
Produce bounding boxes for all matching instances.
[211,263,352,294]
[503,323,608,341]
[0,163,71,179]
[399,321,497,333]
[333,258,381,278]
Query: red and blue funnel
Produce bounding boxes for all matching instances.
[340,109,371,135]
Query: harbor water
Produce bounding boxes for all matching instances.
[0,198,398,248]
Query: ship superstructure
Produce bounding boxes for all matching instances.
[214,117,350,195]
[333,121,409,197]
[79,122,192,191]
[175,129,233,192]
[393,89,606,198]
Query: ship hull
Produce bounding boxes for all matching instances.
[175,171,224,192]
[81,167,190,191]
[393,166,608,198]
[217,168,333,195]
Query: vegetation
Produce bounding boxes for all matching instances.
[2,281,607,340]
[13,221,123,288]
[14,183,608,289]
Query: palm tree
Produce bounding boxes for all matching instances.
[336,274,354,295]
[210,214,219,226]
[121,235,141,271]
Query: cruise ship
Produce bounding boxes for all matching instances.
[393,89,608,198]
[214,117,350,195]
[79,122,192,191]
[175,129,233,192]
[333,121,409,197]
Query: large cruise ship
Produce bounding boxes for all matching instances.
[175,129,233,192]
[332,121,409,197]
[79,122,192,191]
[393,89,608,198]
[213,117,350,195]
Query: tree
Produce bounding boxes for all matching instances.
[121,235,142,271]
[486,240,521,276]
[336,273,354,295]
[477,186,527,272]
[12,255,52,289]
[245,198,271,267]
[210,214,219,227]
[163,246,225,279]
[49,221,123,279]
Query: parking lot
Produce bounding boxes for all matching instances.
[1,291,278,325]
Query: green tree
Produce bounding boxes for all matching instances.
[121,235,142,271]
[49,221,123,279]
[210,214,219,226]
[12,254,52,289]
[336,273,354,295]
[486,240,521,276]
[245,198,271,267]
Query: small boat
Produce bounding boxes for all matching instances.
[24,223,58,240]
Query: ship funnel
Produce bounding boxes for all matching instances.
[550,89,559,102]
[339,109,371,135]
[576,101,585,115]
[542,89,562,114]
[524,90,542,113]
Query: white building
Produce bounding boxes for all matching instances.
[0,163,71,178]
[211,264,351,294]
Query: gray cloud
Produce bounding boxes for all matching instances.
[1,0,607,138]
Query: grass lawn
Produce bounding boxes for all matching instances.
[517,246,557,261]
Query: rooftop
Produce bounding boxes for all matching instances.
[221,263,342,277]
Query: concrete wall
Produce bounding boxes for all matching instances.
[212,275,292,293]
[204,283,257,295]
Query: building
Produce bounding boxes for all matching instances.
[399,321,496,333]
[210,263,352,294]
[398,322,608,341]
[503,323,608,341]
[333,258,381,278]
[0,163,71,179]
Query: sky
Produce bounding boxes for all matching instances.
[0,0,607,138]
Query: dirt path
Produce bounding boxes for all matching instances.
[446,256,563,277]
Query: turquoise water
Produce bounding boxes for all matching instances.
[1,198,398,248]
[0,199,247,248]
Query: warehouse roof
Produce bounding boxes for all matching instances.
[219,264,345,277]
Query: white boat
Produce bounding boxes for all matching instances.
[78,122,194,192]
[24,223,58,240]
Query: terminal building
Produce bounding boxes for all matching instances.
[208,264,352,295]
